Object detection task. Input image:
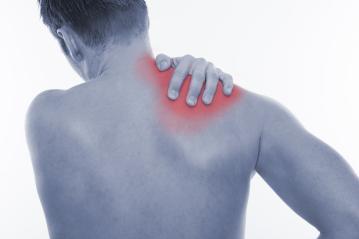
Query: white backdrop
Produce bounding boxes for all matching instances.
[1,0,358,238]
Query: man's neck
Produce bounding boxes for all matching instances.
[95,37,153,82]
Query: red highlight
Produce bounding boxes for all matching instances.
[138,56,241,133]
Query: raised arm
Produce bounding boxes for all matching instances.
[256,101,359,239]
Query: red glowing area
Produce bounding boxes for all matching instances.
[138,56,241,132]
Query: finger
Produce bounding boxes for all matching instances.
[171,57,181,68]
[155,53,172,71]
[218,69,234,96]
[202,63,219,105]
[186,58,208,106]
[168,55,194,100]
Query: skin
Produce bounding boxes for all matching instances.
[27,16,359,239]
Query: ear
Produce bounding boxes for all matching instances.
[56,27,83,63]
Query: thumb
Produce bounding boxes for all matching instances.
[155,53,172,71]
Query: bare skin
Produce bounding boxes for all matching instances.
[27,59,254,239]
[27,9,359,239]
[27,57,359,239]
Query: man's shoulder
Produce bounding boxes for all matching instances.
[26,89,65,125]
[30,89,65,106]
[229,89,274,120]
[26,88,79,145]
[239,90,302,150]
[231,89,296,135]
[26,82,110,146]
[26,83,92,125]
[26,90,70,164]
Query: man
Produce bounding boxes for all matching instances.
[27,1,359,239]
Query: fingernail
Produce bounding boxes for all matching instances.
[225,86,233,95]
[203,95,212,105]
[187,96,197,106]
[160,61,169,70]
[168,90,179,100]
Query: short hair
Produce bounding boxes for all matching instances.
[38,0,149,52]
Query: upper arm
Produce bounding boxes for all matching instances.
[255,100,359,236]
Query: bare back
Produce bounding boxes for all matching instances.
[27,59,264,239]
[27,56,359,239]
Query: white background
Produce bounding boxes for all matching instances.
[1,0,358,238]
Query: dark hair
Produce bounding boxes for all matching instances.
[38,0,148,52]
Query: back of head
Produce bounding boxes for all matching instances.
[38,0,149,53]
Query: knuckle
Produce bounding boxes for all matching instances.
[216,68,223,76]
[225,73,234,80]
[157,55,170,65]
[155,53,165,61]
[207,62,214,69]
[192,64,207,75]
[160,53,168,58]
[223,74,233,83]
[195,58,206,66]
[226,79,234,86]
[208,71,219,79]
[171,57,180,67]
[175,69,187,77]
[206,64,218,78]
[183,54,194,60]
